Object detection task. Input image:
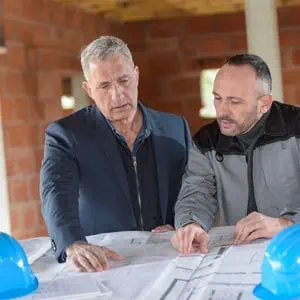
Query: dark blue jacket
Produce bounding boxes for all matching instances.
[40,104,191,261]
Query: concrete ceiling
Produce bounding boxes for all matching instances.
[53,0,300,21]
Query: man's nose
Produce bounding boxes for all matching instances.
[218,102,230,116]
[111,83,124,102]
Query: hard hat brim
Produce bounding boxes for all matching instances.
[253,283,293,300]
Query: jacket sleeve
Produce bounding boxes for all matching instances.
[40,122,87,262]
[174,142,218,232]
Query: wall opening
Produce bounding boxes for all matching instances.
[199,68,219,119]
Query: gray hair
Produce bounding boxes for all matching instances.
[80,36,134,81]
[226,54,272,95]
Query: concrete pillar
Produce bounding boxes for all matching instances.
[245,0,283,102]
[0,120,10,234]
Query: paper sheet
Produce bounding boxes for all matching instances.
[23,227,270,300]
[19,275,112,300]
[19,236,51,264]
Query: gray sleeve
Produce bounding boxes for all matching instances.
[280,136,300,224]
[174,142,218,232]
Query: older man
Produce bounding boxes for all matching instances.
[172,54,299,255]
[41,36,191,272]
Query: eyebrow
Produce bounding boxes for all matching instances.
[212,91,244,101]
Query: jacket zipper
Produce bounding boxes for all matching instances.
[133,155,144,230]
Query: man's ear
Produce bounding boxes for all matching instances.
[260,94,273,114]
[134,66,139,85]
[82,81,92,99]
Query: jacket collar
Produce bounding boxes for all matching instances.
[216,101,287,153]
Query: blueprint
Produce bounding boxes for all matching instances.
[21,227,268,300]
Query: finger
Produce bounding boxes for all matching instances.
[77,255,96,272]
[177,230,185,254]
[183,229,195,256]
[197,233,208,253]
[103,247,123,261]
[151,226,161,233]
[243,229,265,244]
[85,249,104,272]
[236,221,260,244]
[152,225,174,233]
[69,258,85,272]
[152,226,167,233]
[171,233,180,251]
[233,220,246,244]
[234,219,251,244]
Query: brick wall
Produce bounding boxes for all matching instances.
[0,0,109,239]
[1,2,300,239]
[111,6,300,134]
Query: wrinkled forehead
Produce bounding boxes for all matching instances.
[88,53,135,79]
[214,65,260,98]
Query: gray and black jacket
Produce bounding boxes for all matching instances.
[175,101,300,231]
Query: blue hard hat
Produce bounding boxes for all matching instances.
[253,224,300,300]
[0,232,38,299]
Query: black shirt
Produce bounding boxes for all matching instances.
[236,111,270,214]
[103,106,162,230]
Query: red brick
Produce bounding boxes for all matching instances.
[16,21,34,44]
[292,88,300,106]
[281,49,292,69]
[282,70,300,86]
[5,71,25,96]
[198,57,228,69]
[127,42,147,53]
[43,100,64,121]
[180,36,231,56]
[10,206,22,232]
[28,175,40,201]
[278,6,300,28]
[183,96,202,118]
[292,49,300,65]
[0,98,14,122]
[8,179,29,203]
[139,76,161,98]
[4,19,19,41]
[5,150,18,177]
[36,225,48,237]
[148,51,181,77]
[7,44,26,69]
[30,98,45,121]
[124,21,149,44]
[283,85,294,104]
[4,124,39,148]
[14,98,31,121]
[3,0,23,17]
[151,19,182,38]
[18,151,35,174]
[38,71,61,99]
[147,38,179,52]
[279,30,300,48]
[152,100,184,116]
[170,76,200,96]
[31,24,52,48]
[215,12,246,33]
[181,57,202,73]
[230,34,247,52]
[23,203,39,230]
[184,15,216,35]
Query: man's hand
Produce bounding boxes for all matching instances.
[171,222,208,256]
[66,242,123,272]
[234,212,293,245]
[151,224,174,233]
